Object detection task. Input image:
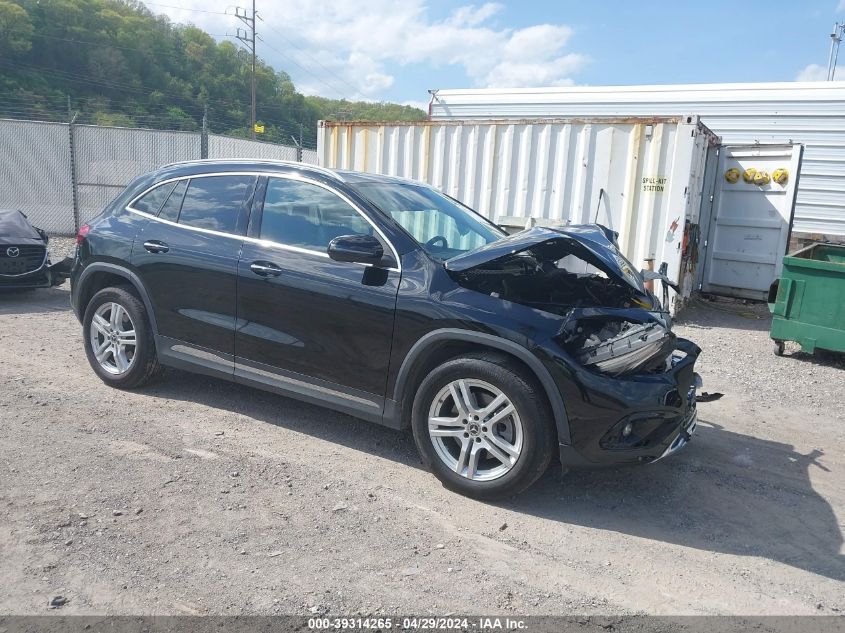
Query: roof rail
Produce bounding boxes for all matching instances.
[159,158,343,182]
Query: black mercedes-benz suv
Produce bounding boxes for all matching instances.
[71,159,700,499]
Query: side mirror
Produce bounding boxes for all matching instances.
[327,234,385,265]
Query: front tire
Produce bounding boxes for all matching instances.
[411,353,556,500]
[82,286,160,389]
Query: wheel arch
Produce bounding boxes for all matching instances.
[391,328,571,445]
[75,263,159,335]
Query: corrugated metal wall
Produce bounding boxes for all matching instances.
[428,82,845,237]
[318,117,718,312]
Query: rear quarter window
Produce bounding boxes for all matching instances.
[131,182,177,215]
[158,180,187,221]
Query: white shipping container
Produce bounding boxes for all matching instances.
[318,116,720,313]
[428,81,845,237]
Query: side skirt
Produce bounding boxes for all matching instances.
[156,337,395,428]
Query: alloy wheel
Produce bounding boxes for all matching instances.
[427,378,524,481]
[89,302,137,375]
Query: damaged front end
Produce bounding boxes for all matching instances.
[0,209,72,290]
[447,223,700,466]
[446,224,680,378]
[562,315,675,376]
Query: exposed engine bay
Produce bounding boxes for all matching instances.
[558,317,676,376]
[446,224,679,377]
[455,255,640,313]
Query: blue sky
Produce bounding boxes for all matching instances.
[153,0,845,108]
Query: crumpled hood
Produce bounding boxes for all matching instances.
[0,209,45,245]
[445,223,646,295]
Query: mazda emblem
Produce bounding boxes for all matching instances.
[6,247,20,258]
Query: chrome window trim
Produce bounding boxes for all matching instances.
[159,159,344,182]
[125,170,401,272]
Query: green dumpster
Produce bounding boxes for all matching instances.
[768,242,845,356]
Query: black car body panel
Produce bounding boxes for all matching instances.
[445,224,646,295]
[70,160,700,468]
[0,209,71,289]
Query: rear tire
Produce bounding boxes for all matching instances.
[411,352,556,500]
[82,286,160,389]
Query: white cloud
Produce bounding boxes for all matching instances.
[796,63,844,81]
[838,0,845,12]
[145,0,587,99]
[449,3,504,27]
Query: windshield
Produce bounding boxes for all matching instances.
[352,182,506,260]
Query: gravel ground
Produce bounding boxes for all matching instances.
[0,276,843,616]
[46,236,77,262]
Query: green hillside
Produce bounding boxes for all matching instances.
[0,0,427,148]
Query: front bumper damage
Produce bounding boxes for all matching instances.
[445,222,703,467]
[0,209,72,290]
[0,257,72,289]
[554,337,702,468]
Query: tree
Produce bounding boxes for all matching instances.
[0,0,426,146]
[0,0,33,55]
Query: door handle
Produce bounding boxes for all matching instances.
[143,240,169,254]
[249,261,282,277]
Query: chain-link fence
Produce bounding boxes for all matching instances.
[0,118,318,234]
[0,119,75,233]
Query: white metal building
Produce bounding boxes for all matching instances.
[428,81,845,238]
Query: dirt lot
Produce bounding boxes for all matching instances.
[0,274,843,615]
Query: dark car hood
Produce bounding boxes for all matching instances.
[0,209,45,245]
[445,223,646,294]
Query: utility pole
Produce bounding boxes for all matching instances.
[828,22,845,81]
[236,2,257,138]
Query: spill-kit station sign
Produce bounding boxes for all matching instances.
[642,176,668,192]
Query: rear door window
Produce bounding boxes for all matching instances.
[178,176,254,233]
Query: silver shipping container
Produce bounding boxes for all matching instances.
[318,116,721,313]
[428,81,845,238]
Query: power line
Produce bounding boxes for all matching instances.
[3,28,231,59]
[0,58,321,142]
[3,29,329,117]
[138,0,357,100]
[141,2,230,15]
[256,36,348,99]
[256,17,360,96]
[1,59,228,115]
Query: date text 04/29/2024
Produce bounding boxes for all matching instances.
[307,616,528,630]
